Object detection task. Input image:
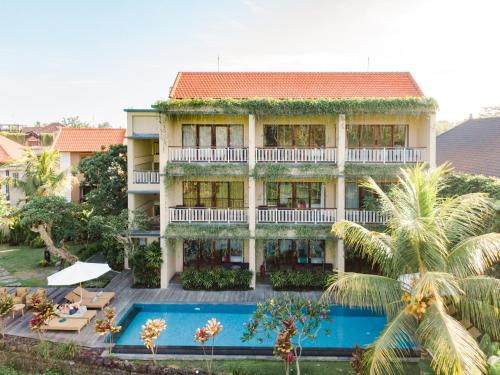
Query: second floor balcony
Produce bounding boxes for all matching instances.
[169,147,248,163]
[257,207,337,224]
[256,147,337,163]
[169,207,249,223]
[346,147,426,164]
[133,170,160,184]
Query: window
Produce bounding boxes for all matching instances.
[183,240,244,264]
[346,181,393,209]
[264,240,325,266]
[347,125,408,148]
[182,181,244,208]
[265,182,324,208]
[264,125,325,147]
[182,124,244,148]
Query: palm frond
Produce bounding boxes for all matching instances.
[362,308,418,375]
[438,193,496,246]
[453,297,500,339]
[332,221,394,275]
[322,272,403,316]
[447,233,500,277]
[412,272,463,305]
[417,303,485,375]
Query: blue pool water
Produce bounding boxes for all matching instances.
[115,304,387,348]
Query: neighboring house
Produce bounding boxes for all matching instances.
[126,71,437,288]
[0,134,25,206]
[437,116,500,178]
[52,128,126,203]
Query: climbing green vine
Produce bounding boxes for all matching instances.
[251,163,339,181]
[155,97,437,116]
[255,224,336,239]
[165,224,250,240]
[344,163,411,178]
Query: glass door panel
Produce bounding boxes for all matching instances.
[264,125,278,147]
[294,125,309,147]
[360,125,374,147]
[278,126,293,147]
[393,125,407,147]
[199,126,212,148]
[295,183,310,208]
[230,182,244,208]
[297,240,308,264]
[229,125,243,147]
[215,182,229,208]
[310,241,325,264]
[182,125,196,147]
[198,182,212,207]
[215,126,228,148]
[346,182,360,209]
[310,182,323,208]
[311,125,326,147]
[279,183,292,208]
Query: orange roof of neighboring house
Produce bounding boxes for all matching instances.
[0,134,24,163]
[169,72,424,99]
[24,122,64,134]
[52,128,126,152]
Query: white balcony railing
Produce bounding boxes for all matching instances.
[257,208,336,224]
[133,170,160,184]
[345,209,387,224]
[346,148,426,163]
[256,148,337,163]
[169,207,248,223]
[169,147,248,162]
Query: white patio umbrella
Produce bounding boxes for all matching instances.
[47,261,112,303]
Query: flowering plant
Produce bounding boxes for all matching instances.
[194,318,223,374]
[95,307,121,354]
[29,299,56,341]
[140,318,166,364]
[0,293,14,338]
[242,295,332,375]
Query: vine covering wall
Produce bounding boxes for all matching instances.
[155,97,438,116]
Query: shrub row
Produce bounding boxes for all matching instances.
[269,270,331,291]
[181,267,253,290]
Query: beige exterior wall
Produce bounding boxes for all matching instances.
[127,110,436,288]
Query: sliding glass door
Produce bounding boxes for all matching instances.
[182,181,244,208]
[265,182,324,208]
[347,124,408,148]
[182,124,244,148]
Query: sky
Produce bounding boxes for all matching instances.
[1,0,499,128]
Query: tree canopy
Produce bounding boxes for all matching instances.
[77,144,127,216]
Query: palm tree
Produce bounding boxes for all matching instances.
[3,149,66,199]
[323,164,500,375]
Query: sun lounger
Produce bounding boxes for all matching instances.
[54,305,97,323]
[41,317,88,333]
[74,287,115,301]
[64,290,114,310]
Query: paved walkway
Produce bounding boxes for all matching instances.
[0,265,18,286]
[5,270,324,348]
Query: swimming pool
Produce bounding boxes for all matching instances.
[114,303,387,356]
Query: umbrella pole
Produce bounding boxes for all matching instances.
[80,282,83,304]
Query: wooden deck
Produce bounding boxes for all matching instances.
[5,271,323,348]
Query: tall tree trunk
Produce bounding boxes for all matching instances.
[31,224,78,267]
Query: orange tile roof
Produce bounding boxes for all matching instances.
[169,72,424,99]
[52,128,126,152]
[0,134,24,163]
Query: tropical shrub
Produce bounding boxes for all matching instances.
[181,268,253,290]
[0,293,14,338]
[95,307,121,355]
[269,270,330,291]
[101,239,124,272]
[242,295,331,375]
[441,173,500,201]
[325,164,500,375]
[131,241,162,288]
[140,318,166,365]
[194,318,223,374]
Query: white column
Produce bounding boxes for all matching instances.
[336,114,346,173]
[336,114,346,273]
[427,113,437,170]
[160,117,170,288]
[335,177,345,273]
[248,114,256,288]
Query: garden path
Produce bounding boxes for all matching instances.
[0,265,18,286]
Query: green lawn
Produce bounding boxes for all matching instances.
[0,243,90,287]
[154,359,420,375]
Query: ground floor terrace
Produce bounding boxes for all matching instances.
[3,270,323,348]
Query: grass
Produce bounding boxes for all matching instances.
[0,242,100,287]
[154,359,420,375]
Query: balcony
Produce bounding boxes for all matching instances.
[345,209,387,224]
[133,170,160,184]
[169,147,248,163]
[346,147,426,164]
[168,207,248,223]
[257,208,336,224]
[256,148,336,163]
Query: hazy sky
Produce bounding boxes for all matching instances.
[1,0,499,127]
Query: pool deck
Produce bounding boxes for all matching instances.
[4,271,323,348]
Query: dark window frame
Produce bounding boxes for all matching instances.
[346,124,409,148]
[182,181,245,208]
[263,124,326,147]
[182,124,244,148]
[264,239,326,265]
[264,181,323,208]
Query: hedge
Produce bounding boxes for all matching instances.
[181,267,253,290]
[269,270,331,291]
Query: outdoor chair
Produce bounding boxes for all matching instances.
[10,287,28,304]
